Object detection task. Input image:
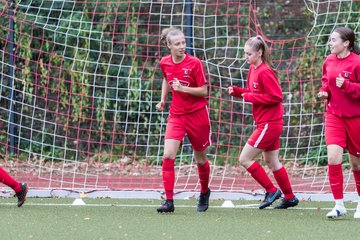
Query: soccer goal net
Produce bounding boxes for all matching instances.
[0,0,359,197]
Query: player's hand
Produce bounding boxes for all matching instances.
[336,73,345,88]
[317,91,328,99]
[156,101,165,111]
[227,86,234,95]
[172,78,183,92]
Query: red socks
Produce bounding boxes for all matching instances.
[0,167,21,192]
[162,158,175,200]
[197,160,210,194]
[162,159,210,199]
[247,162,276,193]
[273,166,295,200]
[328,164,343,200]
[352,169,360,196]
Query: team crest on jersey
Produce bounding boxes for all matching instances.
[343,71,351,78]
[183,68,191,77]
[253,82,258,89]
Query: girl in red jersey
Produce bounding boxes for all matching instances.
[155,27,211,213]
[318,27,360,219]
[227,36,298,209]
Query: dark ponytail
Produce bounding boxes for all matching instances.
[352,44,360,55]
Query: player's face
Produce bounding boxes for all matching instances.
[244,44,262,66]
[168,34,186,59]
[328,31,349,55]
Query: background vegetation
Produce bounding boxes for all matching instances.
[0,0,359,167]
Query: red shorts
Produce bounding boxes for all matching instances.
[325,112,360,157]
[247,120,283,151]
[165,107,211,152]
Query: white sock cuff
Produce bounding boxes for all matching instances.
[335,199,344,207]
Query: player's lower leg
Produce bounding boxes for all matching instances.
[273,166,299,209]
[197,160,211,212]
[157,158,175,213]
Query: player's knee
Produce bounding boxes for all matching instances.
[264,158,271,166]
[265,159,281,171]
[196,158,207,165]
[268,163,282,172]
[327,154,342,165]
[163,154,176,160]
[350,163,360,171]
[194,150,207,164]
[238,156,250,168]
[350,159,360,171]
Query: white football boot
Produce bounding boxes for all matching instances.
[326,205,347,218]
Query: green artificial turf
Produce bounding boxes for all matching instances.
[0,198,358,240]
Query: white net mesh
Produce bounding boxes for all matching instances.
[0,0,359,194]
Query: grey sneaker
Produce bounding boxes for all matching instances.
[157,200,175,213]
[274,196,299,209]
[197,188,211,212]
[259,188,281,209]
[16,183,28,207]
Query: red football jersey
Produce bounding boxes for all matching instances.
[320,52,360,118]
[243,62,284,123]
[160,53,208,115]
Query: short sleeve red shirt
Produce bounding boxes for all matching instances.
[160,53,208,115]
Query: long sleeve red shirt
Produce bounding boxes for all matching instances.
[320,52,360,118]
[232,62,284,124]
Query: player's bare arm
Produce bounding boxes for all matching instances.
[156,78,171,111]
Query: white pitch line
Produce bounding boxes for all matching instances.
[0,202,356,211]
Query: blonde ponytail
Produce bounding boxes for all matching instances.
[245,35,274,70]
